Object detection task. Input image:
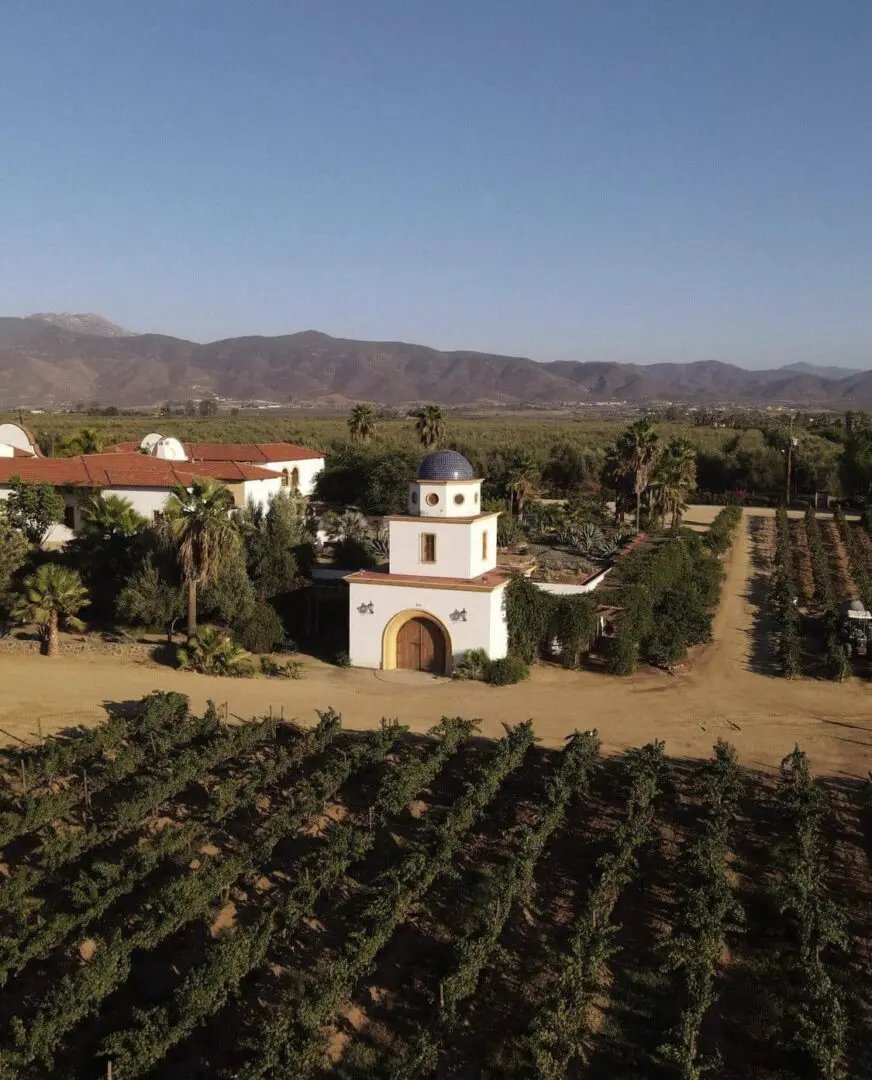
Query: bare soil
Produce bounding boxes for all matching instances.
[1,509,871,779]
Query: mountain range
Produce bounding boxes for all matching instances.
[0,314,869,409]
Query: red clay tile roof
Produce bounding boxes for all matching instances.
[104,440,323,463]
[345,568,509,591]
[0,455,283,489]
[183,442,324,463]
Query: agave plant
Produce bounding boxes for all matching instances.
[571,523,605,555]
[497,515,524,549]
[554,526,576,547]
[594,537,619,559]
[177,626,254,677]
[365,524,390,562]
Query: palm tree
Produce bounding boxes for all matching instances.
[504,451,539,524]
[609,419,662,532]
[654,438,697,530]
[13,563,89,656]
[414,405,445,448]
[347,403,378,445]
[160,477,236,640]
[79,494,147,538]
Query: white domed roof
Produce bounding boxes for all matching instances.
[140,432,164,452]
[153,436,188,461]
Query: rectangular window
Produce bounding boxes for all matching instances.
[420,533,436,564]
[63,505,75,530]
[482,530,489,560]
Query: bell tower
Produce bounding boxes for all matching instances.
[388,451,498,580]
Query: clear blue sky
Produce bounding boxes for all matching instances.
[2,1,871,368]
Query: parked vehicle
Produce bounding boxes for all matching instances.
[837,599,872,657]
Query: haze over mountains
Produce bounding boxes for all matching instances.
[0,314,869,409]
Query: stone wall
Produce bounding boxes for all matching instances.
[0,635,158,660]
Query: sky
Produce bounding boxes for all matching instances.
[1,1,871,368]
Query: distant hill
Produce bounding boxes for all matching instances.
[26,312,136,338]
[779,360,861,379]
[0,317,870,408]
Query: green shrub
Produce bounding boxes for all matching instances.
[704,504,742,556]
[177,626,254,678]
[233,602,285,654]
[483,655,530,685]
[259,656,304,679]
[453,648,489,680]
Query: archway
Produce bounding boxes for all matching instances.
[382,609,451,674]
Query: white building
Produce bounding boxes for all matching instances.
[109,436,325,496]
[0,424,324,545]
[346,451,509,674]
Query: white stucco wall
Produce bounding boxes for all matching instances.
[407,479,482,517]
[534,567,612,595]
[108,487,177,522]
[347,580,508,669]
[242,475,285,511]
[389,514,500,579]
[264,457,324,497]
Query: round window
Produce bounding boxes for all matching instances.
[454,493,465,506]
[426,492,439,506]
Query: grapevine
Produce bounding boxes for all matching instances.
[527,740,665,1078]
[774,747,847,1080]
[0,721,404,1071]
[236,720,536,1080]
[656,740,744,1078]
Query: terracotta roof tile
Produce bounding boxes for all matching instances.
[183,442,323,463]
[104,440,324,463]
[0,455,282,489]
[345,568,509,591]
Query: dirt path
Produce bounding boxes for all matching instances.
[2,511,871,778]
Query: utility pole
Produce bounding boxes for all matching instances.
[786,412,795,505]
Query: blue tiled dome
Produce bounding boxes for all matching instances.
[416,450,475,481]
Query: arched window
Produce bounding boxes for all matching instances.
[281,468,290,488]
[290,467,300,493]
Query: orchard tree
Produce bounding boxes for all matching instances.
[116,555,185,641]
[4,476,65,545]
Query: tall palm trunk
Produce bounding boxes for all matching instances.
[187,579,197,641]
[46,611,59,657]
[635,490,642,532]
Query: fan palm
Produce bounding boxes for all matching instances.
[13,563,89,656]
[347,403,378,444]
[654,438,697,530]
[414,405,445,448]
[79,494,147,538]
[504,451,539,523]
[608,419,662,532]
[160,478,236,639]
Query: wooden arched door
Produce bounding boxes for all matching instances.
[396,616,446,674]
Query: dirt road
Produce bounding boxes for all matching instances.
[2,511,871,777]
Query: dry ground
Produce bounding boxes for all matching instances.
[1,508,871,778]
